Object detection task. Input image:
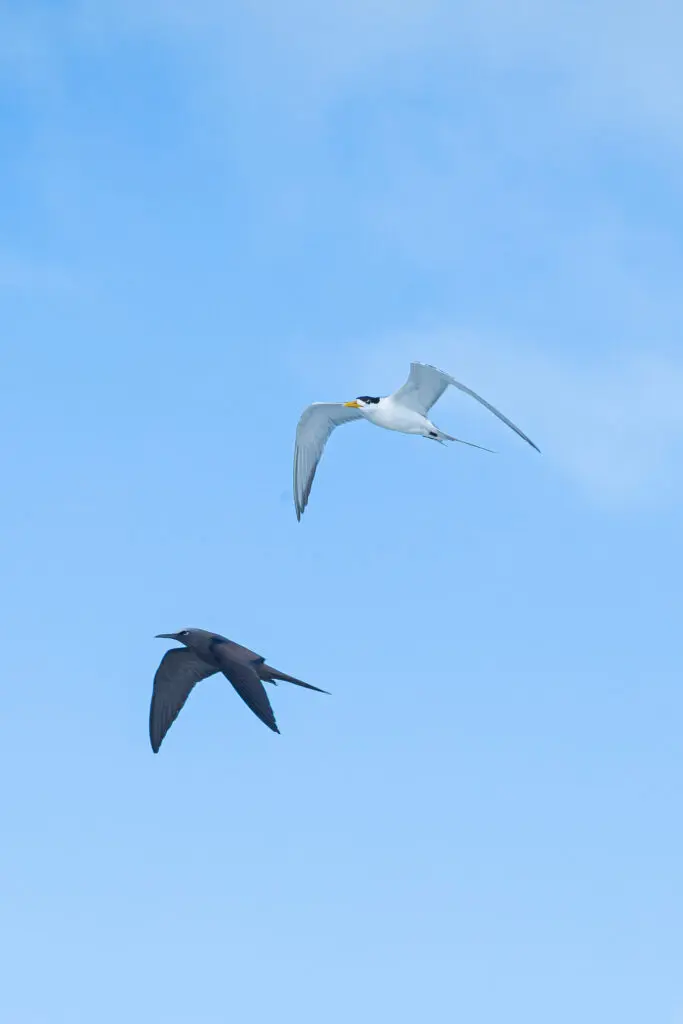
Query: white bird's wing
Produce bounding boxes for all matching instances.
[293,402,363,520]
[393,362,540,452]
[393,362,451,414]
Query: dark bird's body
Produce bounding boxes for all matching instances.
[150,628,328,752]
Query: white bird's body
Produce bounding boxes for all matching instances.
[358,396,436,436]
[293,361,540,520]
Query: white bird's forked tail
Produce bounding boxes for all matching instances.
[432,429,495,452]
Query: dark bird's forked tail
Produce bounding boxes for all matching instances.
[259,663,330,694]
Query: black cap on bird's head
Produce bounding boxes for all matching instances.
[343,395,380,408]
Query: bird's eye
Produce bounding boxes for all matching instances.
[179,630,189,637]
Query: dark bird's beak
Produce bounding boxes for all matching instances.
[155,633,177,640]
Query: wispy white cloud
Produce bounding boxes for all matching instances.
[0,0,673,139]
[50,0,683,303]
[59,0,683,144]
[450,0,683,143]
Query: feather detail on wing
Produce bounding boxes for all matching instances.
[293,402,363,519]
[149,648,218,753]
[394,362,540,452]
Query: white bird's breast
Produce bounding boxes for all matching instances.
[363,397,430,435]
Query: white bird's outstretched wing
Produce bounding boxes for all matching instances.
[293,402,363,520]
[393,362,540,452]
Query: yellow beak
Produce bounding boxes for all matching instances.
[343,400,361,408]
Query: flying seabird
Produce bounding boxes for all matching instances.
[293,361,540,519]
[149,628,328,752]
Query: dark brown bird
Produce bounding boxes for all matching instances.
[150,627,328,752]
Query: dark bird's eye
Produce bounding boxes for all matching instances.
[357,395,380,404]
[179,630,189,637]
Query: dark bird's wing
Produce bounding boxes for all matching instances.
[215,638,328,692]
[393,362,540,452]
[212,644,280,734]
[293,402,363,520]
[149,648,218,753]
[218,638,266,663]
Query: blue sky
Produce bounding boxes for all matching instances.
[2,2,682,1021]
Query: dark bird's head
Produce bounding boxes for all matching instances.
[343,395,381,409]
[155,628,219,654]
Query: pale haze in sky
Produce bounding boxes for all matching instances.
[1,3,682,1022]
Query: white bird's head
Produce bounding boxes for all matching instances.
[343,395,381,410]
